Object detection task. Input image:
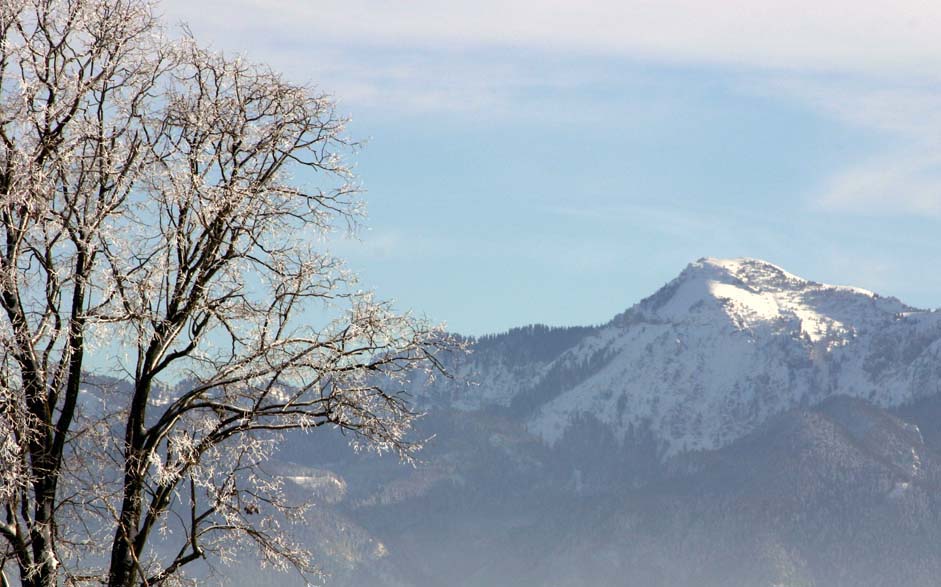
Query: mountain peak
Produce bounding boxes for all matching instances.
[519,258,936,455]
[635,257,901,339]
[688,257,807,287]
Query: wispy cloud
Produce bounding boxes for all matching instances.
[814,153,941,216]
[750,77,941,216]
[160,0,941,119]
[761,77,941,140]
[164,0,941,76]
[161,0,941,218]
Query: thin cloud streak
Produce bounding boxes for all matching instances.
[760,77,941,140]
[163,0,941,77]
[750,77,941,216]
[815,154,941,216]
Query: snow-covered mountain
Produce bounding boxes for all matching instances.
[423,257,941,457]
[222,257,941,587]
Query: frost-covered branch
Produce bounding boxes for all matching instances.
[0,2,458,586]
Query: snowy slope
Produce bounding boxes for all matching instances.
[429,258,941,457]
[530,257,941,455]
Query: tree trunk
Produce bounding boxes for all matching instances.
[18,518,58,587]
[108,471,144,587]
[108,377,152,587]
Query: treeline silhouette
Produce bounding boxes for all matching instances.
[472,324,596,365]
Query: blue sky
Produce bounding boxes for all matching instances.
[163,0,941,335]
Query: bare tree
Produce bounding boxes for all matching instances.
[0,1,451,585]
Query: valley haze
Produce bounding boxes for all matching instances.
[222,257,941,587]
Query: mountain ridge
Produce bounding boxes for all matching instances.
[213,257,941,587]
[420,257,941,457]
